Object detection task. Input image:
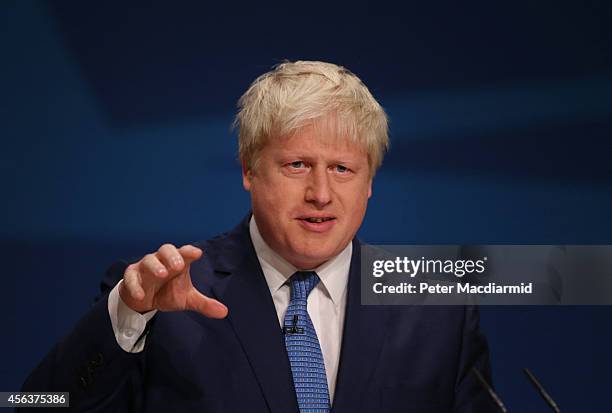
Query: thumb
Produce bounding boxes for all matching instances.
[186,288,228,319]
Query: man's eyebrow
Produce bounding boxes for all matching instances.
[278,152,360,161]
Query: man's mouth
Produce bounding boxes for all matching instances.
[296,216,337,232]
[300,217,335,223]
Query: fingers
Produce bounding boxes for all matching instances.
[141,253,169,279]
[141,243,202,279]
[123,264,145,300]
[178,244,203,264]
[122,243,205,314]
[186,289,228,319]
[158,244,185,272]
[157,244,202,272]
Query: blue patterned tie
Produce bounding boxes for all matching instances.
[284,271,330,413]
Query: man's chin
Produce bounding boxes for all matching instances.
[289,249,337,270]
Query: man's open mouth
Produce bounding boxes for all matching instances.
[299,217,336,223]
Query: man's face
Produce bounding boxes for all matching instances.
[243,122,372,269]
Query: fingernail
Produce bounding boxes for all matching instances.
[156,267,167,276]
[171,257,183,269]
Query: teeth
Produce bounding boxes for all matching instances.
[305,217,331,223]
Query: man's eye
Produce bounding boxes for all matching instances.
[289,161,305,169]
[335,164,350,173]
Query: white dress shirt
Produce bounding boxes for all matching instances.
[108,216,351,402]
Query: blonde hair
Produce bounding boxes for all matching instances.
[233,60,389,176]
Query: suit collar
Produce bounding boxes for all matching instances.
[249,215,352,306]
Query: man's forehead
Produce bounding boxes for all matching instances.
[272,131,367,157]
[273,120,366,153]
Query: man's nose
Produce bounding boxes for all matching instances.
[305,168,332,207]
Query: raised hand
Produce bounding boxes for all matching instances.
[119,244,228,318]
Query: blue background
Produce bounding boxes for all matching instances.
[2,1,611,410]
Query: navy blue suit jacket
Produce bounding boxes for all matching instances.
[23,215,497,412]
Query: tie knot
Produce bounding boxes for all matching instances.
[289,271,320,301]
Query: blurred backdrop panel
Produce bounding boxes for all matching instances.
[1,1,611,411]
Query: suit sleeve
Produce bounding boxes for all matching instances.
[453,305,499,413]
[20,261,149,413]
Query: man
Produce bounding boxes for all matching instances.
[23,61,496,412]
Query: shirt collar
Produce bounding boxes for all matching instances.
[249,215,351,306]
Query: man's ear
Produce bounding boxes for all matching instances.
[242,159,252,191]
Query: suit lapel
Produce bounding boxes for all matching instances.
[331,240,388,412]
[198,216,299,413]
[194,216,386,412]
